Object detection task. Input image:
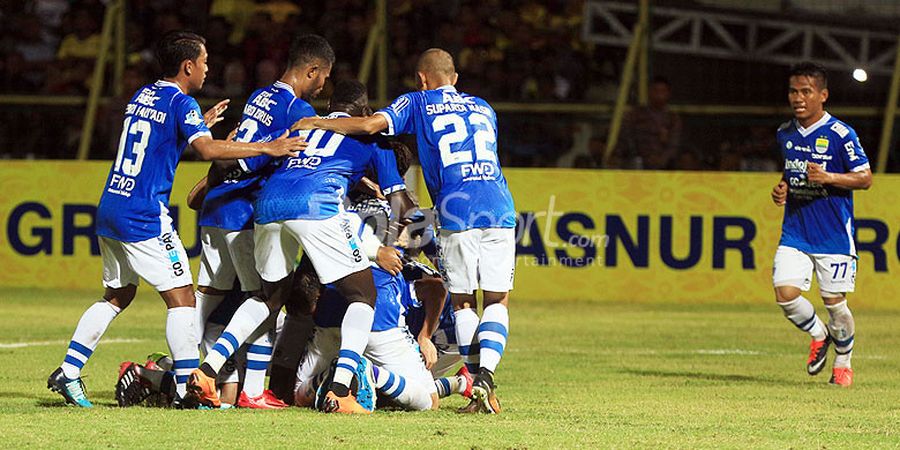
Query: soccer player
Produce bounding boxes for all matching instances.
[46,30,304,408]
[191,34,333,409]
[294,48,515,413]
[187,79,412,414]
[770,62,872,387]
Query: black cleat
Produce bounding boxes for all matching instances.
[47,367,93,408]
[471,368,501,414]
[807,334,832,376]
[115,362,152,407]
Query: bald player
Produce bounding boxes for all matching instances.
[294,48,515,414]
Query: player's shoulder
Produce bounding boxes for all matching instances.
[776,119,794,134]
[825,114,857,139]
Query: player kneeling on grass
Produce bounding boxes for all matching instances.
[770,62,871,387]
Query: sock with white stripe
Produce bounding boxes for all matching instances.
[434,374,468,398]
[166,306,199,398]
[60,301,121,379]
[333,302,374,391]
[204,298,269,374]
[243,329,274,398]
[194,291,224,345]
[477,303,509,374]
[825,300,855,368]
[778,296,827,341]
[454,307,481,373]
[372,365,432,411]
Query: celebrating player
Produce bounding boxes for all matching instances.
[294,48,515,413]
[46,30,305,408]
[770,62,872,387]
[191,34,333,409]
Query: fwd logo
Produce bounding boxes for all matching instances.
[286,156,323,170]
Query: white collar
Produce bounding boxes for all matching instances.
[796,112,831,137]
[436,85,456,92]
[274,80,296,97]
[154,80,180,89]
[325,112,351,119]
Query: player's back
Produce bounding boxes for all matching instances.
[315,267,410,332]
[199,81,315,231]
[97,80,211,242]
[378,86,515,231]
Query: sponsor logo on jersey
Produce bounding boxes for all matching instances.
[285,156,322,170]
[845,141,859,161]
[135,88,160,107]
[815,137,829,154]
[830,121,850,138]
[340,218,363,263]
[184,109,203,126]
[159,233,185,277]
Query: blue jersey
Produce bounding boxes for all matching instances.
[250,113,406,224]
[777,113,870,256]
[405,291,455,343]
[314,267,412,332]
[376,85,516,231]
[199,81,315,231]
[97,80,212,242]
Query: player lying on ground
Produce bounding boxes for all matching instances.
[48,30,305,408]
[770,62,871,387]
[186,79,415,414]
[293,48,514,413]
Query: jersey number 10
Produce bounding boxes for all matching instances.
[432,112,496,167]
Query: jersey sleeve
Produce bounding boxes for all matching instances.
[370,145,406,194]
[837,126,870,172]
[175,95,212,144]
[375,93,416,136]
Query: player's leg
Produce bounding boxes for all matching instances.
[49,237,137,407]
[270,261,320,403]
[194,226,235,344]
[815,254,857,386]
[366,329,439,411]
[293,328,341,407]
[293,213,376,414]
[773,246,829,375]
[441,228,483,375]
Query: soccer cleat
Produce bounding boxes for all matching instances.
[807,335,831,375]
[457,398,482,414]
[186,368,221,408]
[116,362,152,407]
[319,390,373,414]
[471,368,501,414]
[237,390,289,409]
[47,367,93,408]
[456,365,474,399]
[313,359,360,412]
[354,357,376,412]
[830,367,853,387]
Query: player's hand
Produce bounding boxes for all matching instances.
[376,246,403,275]
[260,130,306,157]
[226,126,239,142]
[291,116,319,131]
[417,335,437,370]
[204,99,230,128]
[771,180,788,206]
[807,162,833,185]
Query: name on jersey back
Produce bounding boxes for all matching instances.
[243,90,278,127]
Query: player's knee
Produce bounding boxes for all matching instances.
[451,293,477,310]
[820,291,846,304]
[483,290,509,307]
[104,284,137,309]
[774,285,801,303]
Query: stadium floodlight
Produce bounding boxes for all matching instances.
[853,68,868,82]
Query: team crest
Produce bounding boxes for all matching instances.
[785,141,793,149]
[184,109,203,126]
[815,137,829,154]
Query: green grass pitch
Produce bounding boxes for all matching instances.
[1,288,899,448]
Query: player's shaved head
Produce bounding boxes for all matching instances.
[415,48,457,89]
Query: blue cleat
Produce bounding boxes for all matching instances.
[354,357,376,412]
[47,367,93,408]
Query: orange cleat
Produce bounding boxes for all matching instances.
[319,391,372,414]
[830,367,853,387]
[237,390,288,409]
[187,369,221,408]
[807,336,831,375]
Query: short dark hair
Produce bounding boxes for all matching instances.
[288,34,335,68]
[388,139,413,177]
[789,61,828,89]
[156,31,206,77]
[329,79,368,115]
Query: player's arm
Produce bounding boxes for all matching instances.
[807,164,873,190]
[413,277,447,370]
[191,131,304,161]
[771,176,788,206]
[187,176,208,211]
[291,114,389,135]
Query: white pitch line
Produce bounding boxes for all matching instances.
[693,349,764,356]
[0,338,150,349]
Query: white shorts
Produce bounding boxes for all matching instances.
[100,232,192,292]
[773,245,856,293]
[295,327,436,402]
[255,213,369,285]
[438,228,516,294]
[197,227,261,292]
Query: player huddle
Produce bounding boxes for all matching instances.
[47,32,514,414]
[47,31,869,413]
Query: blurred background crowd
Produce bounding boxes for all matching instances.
[0,0,895,171]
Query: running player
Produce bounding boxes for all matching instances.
[46,31,304,408]
[770,62,872,387]
[192,34,332,408]
[187,79,412,413]
[294,48,514,413]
